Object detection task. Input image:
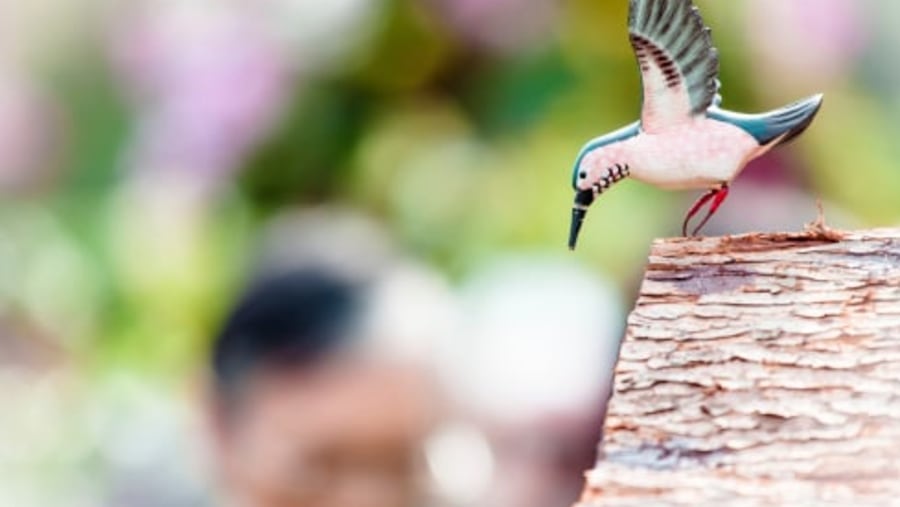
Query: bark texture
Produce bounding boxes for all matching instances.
[577,229,900,507]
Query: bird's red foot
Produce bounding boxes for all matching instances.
[682,184,730,237]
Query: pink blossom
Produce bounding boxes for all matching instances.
[429,0,558,53]
[747,0,868,88]
[0,71,61,193]
[110,3,293,181]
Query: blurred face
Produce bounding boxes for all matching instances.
[211,359,436,507]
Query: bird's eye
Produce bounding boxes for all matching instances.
[579,171,587,179]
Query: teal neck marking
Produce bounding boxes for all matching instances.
[571,121,641,189]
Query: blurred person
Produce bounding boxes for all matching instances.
[205,267,442,507]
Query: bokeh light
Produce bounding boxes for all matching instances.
[2,1,899,506]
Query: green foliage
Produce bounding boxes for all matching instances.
[3,0,894,377]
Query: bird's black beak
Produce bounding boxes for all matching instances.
[568,189,595,251]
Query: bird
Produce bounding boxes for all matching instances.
[568,0,823,250]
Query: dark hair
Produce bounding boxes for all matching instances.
[211,269,361,407]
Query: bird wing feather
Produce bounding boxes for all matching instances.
[629,0,720,132]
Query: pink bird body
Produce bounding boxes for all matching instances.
[581,117,763,191]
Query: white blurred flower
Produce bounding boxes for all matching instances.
[425,421,494,505]
[365,262,461,363]
[441,256,623,423]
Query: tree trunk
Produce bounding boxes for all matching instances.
[577,228,900,506]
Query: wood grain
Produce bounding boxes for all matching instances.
[578,229,900,506]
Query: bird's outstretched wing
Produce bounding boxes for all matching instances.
[628,0,720,133]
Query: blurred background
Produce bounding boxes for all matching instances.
[2,0,900,506]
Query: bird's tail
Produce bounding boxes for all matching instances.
[761,94,824,146]
[709,94,824,147]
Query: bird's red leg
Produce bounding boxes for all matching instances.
[690,184,730,236]
[682,188,718,236]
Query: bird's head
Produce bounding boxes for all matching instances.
[568,144,631,250]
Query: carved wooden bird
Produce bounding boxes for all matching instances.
[568,0,823,250]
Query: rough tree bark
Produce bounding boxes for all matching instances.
[577,228,900,507]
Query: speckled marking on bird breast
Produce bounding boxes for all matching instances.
[625,118,760,191]
[581,144,631,191]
